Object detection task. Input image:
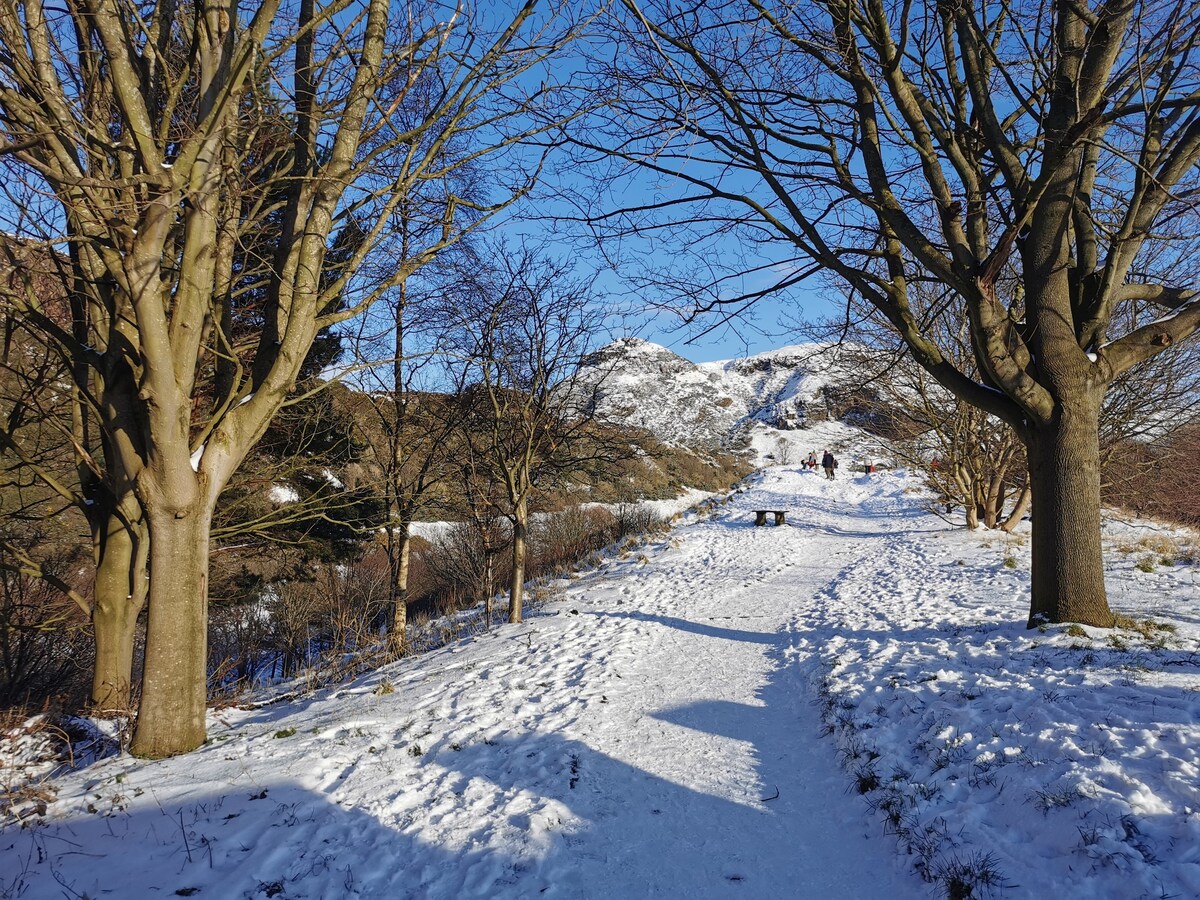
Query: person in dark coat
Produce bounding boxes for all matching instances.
[821,450,837,480]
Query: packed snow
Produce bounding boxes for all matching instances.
[4,457,1200,899]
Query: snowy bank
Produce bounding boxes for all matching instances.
[783,471,1200,899]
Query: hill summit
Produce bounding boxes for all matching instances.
[579,338,880,448]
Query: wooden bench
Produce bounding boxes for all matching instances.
[754,510,787,526]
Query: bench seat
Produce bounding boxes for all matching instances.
[754,510,787,526]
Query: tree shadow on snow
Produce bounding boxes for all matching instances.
[2,720,862,900]
[590,610,778,645]
[4,619,921,899]
[1,781,479,900]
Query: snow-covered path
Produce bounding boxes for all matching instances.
[3,466,923,899]
[7,463,1200,899]
[512,464,917,897]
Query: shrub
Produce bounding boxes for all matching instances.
[208,547,394,692]
[532,506,620,576]
[932,851,1010,900]
[419,522,511,613]
[614,503,662,538]
[0,569,93,710]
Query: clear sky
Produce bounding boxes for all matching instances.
[513,167,845,366]
[605,273,834,363]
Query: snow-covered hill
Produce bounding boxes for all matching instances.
[579,338,882,450]
[5,460,1199,899]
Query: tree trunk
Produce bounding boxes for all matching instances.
[952,465,978,528]
[961,469,979,529]
[483,547,495,629]
[91,511,147,711]
[1000,485,1032,533]
[130,511,211,758]
[389,525,411,654]
[982,460,1012,530]
[509,499,527,624]
[1026,390,1115,627]
[980,476,999,529]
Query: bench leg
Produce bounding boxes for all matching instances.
[774,511,786,526]
[755,511,766,527]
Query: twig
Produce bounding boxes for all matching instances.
[179,809,193,863]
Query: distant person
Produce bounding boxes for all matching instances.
[805,451,818,470]
[822,450,837,480]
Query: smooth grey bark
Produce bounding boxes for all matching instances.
[130,509,211,757]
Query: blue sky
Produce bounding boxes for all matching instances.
[601,270,833,363]
[515,169,844,365]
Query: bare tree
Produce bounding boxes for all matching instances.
[349,209,481,653]
[0,0,585,756]
[891,362,1032,532]
[351,384,464,652]
[450,246,609,623]
[581,0,1200,626]
[818,295,1033,530]
[831,283,1200,530]
[455,443,513,627]
[0,239,148,712]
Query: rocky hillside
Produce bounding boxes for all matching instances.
[579,338,883,449]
